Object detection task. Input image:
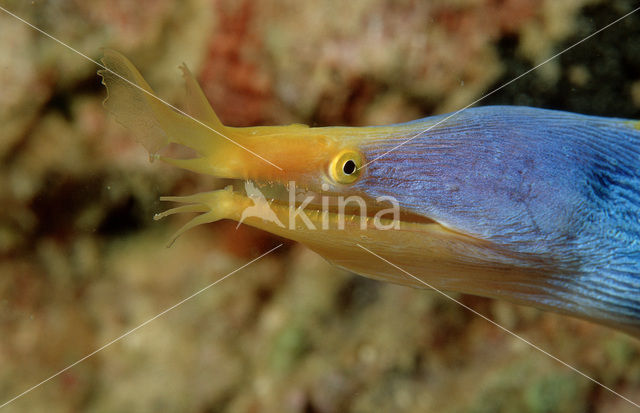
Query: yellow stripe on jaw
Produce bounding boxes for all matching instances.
[152,182,507,295]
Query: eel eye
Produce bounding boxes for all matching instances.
[329,149,364,184]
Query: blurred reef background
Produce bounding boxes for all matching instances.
[1,0,640,412]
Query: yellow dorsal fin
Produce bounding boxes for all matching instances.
[180,63,225,131]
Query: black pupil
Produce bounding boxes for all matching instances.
[343,159,356,175]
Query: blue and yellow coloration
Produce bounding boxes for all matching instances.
[99,50,640,336]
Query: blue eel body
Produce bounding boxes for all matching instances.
[355,106,640,334]
[97,50,638,334]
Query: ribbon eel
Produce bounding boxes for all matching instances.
[99,50,640,337]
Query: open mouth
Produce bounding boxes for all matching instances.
[233,179,441,224]
[154,177,438,246]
